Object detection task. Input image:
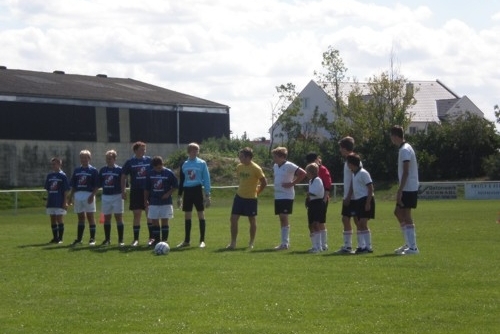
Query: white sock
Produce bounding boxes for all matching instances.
[405,225,417,249]
[309,233,315,249]
[343,231,352,248]
[281,226,290,245]
[320,229,327,248]
[363,230,372,250]
[314,232,321,250]
[401,226,409,247]
[357,231,366,249]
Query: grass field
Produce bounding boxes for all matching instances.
[1,197,499,333]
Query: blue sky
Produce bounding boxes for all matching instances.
[1,0,499,138]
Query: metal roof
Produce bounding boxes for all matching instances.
[319,79,483,123]
[0,68,228,111]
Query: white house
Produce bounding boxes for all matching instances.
[270,79,485,140]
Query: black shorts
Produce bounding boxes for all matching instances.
[274,199,294,215]
[182,185,204,212]
[129,188,146,211]
[307,199,326,225]
[231,195,258,217]
[397,191,418,209]
[352,196,375,219]
[341,201,357,217]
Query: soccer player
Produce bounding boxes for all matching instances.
[271,147,306,250]
[346,153,375,254]
[335,136,359,254]
[305,163,325,253]
[99,150,125,246]
[390,125,420,255]
[227,147,267,250]
[44,157,70,244]
[121,141,152,247]
[144,156,178,245]
[176,143,211,249]
[68,150,100,246]
[305,152,332,251]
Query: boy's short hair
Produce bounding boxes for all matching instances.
[79,150,91,158]
[151,156,164,167]
[272,146,288,158]
[390,125,404,139]
[305,162,319,176]
[187,142,200,152]
[51,157,62,165]
[338,137,355,151]
[239,147,254,159]
[346,153,361,167]
[132,141,146,152]
[305,152,318,163]
[105,150,117,158]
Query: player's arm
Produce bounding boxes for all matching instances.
[120,173,127,200]
[257,176,267,195]
[397,161,410,204]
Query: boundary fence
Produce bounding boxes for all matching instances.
[1,181,500,215]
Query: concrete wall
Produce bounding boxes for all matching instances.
[0,140,180,188]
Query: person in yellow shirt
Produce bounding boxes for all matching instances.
[226,147,267,250]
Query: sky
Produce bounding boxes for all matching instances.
[1,0,499,139]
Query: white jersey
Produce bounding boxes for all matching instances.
[351,168,373,200]
[273,161,299,200]
[398,142,419,191]
[308,177,324,200]
[343,160,362,199]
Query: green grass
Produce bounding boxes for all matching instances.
[1,197,500,333]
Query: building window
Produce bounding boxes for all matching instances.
[106,108,120,142]
[302,97,309,109]
[409,127,417,134]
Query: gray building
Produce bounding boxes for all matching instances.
[0,67,230,187]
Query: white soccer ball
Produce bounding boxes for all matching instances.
[154,241,170,255]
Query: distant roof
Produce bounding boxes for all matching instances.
[320,79,482,123]
[0,67,228,111]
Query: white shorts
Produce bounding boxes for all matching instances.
[73,191,96,213]
[46,208,67,215]
[101,194,124,215]
[147,205,174,219]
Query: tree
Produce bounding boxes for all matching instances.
[269,83,303,155]
[330,54,417,180]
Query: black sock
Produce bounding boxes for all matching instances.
[58,223,64,241]
[199,219,206,242]
[117,222,124,242]
[185,219,192,243]
[51,224,58,240]
[77,222,85,241]
[161,225,169,241]
[89,224,96,239]
[104,222,111,241]
[133,226,140,241]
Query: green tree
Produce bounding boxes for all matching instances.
[330,56,416,180]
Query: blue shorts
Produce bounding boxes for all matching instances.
[231,195,258,217]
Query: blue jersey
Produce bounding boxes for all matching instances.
[178,157,211,196]
[44,170,70,208]
[145,167,178,206]
[70,165,99,193]
[122,156,152,189]
[99,164,123,195]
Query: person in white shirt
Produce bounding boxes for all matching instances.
[271,147,306,250]
[346,154,375,254]
[390,125,420,255]
[305,163,325,253]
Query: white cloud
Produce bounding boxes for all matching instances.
[1,0,499,138]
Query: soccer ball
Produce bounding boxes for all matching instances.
[154,241,170,255]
